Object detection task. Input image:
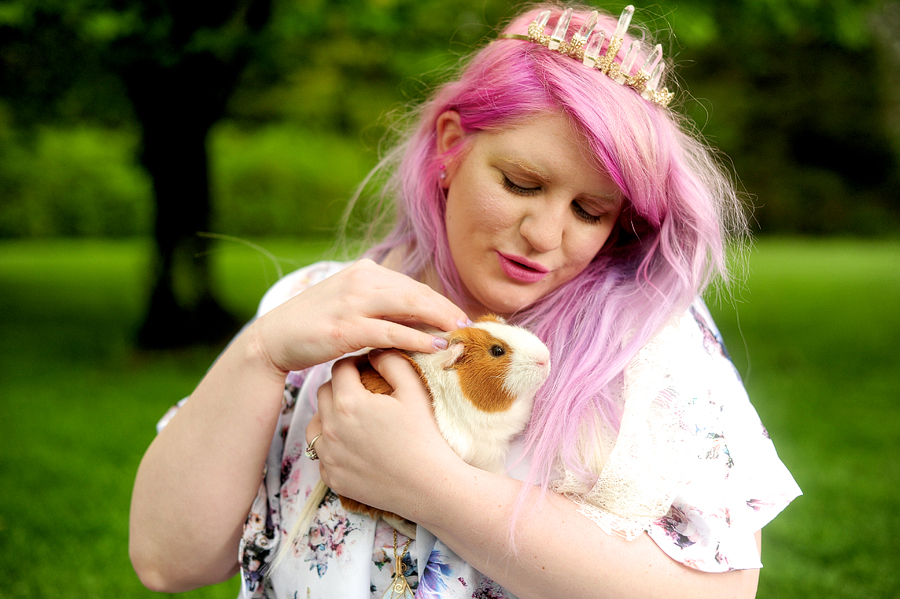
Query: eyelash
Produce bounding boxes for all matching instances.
[502,175,539,196]
[502,175,605,225]
[572,202,604,225]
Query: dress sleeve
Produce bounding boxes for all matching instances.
[238,368,323,598]
[553,299,802,573]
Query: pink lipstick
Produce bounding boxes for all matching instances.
[497,252,549,283]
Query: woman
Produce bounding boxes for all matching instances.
[129,4,801,598]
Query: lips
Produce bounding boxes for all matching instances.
[497,252,549,283]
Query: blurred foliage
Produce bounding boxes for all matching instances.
[1,0,898,239]
[0,124,152,237]
[673,0,900,235]
[210,122,374,236]
[0,0,278,347]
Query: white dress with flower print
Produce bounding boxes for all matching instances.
[157,261,801,599]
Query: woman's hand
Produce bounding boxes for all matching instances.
[307,350,461,519]
[250,259,469,375]
[130,260,466,592]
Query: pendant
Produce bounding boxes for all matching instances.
[382,528,414,599]
[381,570,414,599]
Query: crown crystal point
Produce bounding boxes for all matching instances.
[616,40,641,83]
[582,29,605,68]
[575,11,599,43]
[549,8,572,50]
[613,5,635,39]
[498,5,672,108]
[642,43,664,75]
[568,10,598,59]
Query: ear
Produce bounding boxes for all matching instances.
[436,110,464,154]
[476,314,506,325]
[440,341,466,370]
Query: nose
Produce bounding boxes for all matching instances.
[519,201,566,253]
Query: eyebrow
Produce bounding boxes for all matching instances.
[497,155,552,183]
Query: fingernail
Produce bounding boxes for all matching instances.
[433,336,449,350]
[457,319,474,328]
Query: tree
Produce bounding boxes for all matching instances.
[2,0,897,351]
[111,1,273,347]
[1,0,273,347]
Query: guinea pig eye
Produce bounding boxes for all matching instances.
[490,344,505,357]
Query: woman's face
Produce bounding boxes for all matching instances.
[438,110,623,318]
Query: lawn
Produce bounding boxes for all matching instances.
[0,236,898,598]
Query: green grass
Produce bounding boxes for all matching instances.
[1,236,898,598]
[0,237,332,599]
[705,238,900,598]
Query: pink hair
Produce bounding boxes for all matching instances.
[353,4,748,501]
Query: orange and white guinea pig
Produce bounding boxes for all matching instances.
[275,314,551,565]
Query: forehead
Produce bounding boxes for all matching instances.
[473,111,620,199]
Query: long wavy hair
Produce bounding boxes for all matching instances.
[349,3,748,497]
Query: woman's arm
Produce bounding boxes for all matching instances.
[311,350,761,599]
[412,466,760,599]
[129,327,287,592]
[128,260,469,593]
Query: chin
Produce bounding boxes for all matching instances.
[475,293,539,319]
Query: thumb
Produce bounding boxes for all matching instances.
[368,350,429,401]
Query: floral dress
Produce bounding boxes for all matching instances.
[157,261,802,599]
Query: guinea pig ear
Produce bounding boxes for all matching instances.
[476,313,506,325]
[440,341,466,370]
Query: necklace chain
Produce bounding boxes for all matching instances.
[382,529,414,599]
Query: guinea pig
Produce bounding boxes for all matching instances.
[274,314,551,567]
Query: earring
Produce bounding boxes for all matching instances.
[439,164,446,180]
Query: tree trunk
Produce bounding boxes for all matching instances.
[135,113,240,348]
[111,0,272,348]
[125,55,244,348]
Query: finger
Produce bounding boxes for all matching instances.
[365,319,452,355]
[328,356,367,399]
[306,412,322,446]
[367,349,431,399]
[371,286,469,334]
[347,260,470,333]
[315,379,334,421]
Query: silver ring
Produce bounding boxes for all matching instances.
[305,434,322,460]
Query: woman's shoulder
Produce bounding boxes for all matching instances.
[561,298,801,573]
[628,298,738,386]
[256,260,352,317]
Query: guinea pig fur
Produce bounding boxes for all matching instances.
[273,315,550,569]
[415,314,551,475]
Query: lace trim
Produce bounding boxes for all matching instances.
[552,315,699,539]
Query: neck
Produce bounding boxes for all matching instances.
[378,244,493,320]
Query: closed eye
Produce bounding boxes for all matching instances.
[572,201,605,225]
[502,175,540,196]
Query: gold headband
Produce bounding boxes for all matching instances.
[498,6,674,108]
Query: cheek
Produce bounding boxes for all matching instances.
[568,221,618,268]
[447,187,515,238]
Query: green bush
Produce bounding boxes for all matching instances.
[210,123,377,237]
[0,126,153,238]
[0,123,377,239]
